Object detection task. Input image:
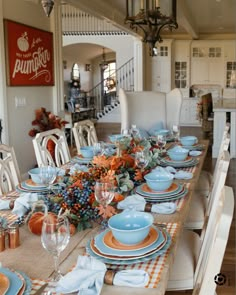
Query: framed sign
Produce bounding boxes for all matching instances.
[4,19,54,86]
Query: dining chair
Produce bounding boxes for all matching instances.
[195,123,230,197]
[201,92,214,135]
[184,150,230,230]
[119,88,183,132]
[0,144,21,194]
[72,119,98,154]
[32,128,71,167]
[167,185,234,294]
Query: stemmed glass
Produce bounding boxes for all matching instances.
[135,150,149,170]
[41,215,70,283]
[168,122,180,143]
[94,181,116,227]
[93,142,105,156]
[39,165,58,193]
[156,134,167,155]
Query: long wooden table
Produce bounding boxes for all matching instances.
[0,140,209,294]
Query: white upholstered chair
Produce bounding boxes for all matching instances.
[32,128,71,167]
[0,144,21,194]
[167,185,234,294]
[185,150,230,230]
[72,119,98,154]
[119,88,183,132]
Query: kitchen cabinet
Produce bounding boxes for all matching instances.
[151,40,173,93]
[174,40,191,97]
[180,98,201,126]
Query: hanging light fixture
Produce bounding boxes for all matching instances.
[99,48,109,71]
[125,0,178,56]
[41,0,54,17]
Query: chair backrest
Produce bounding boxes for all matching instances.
[0,144,21,194]
[32,128,71,167]
[193,185,234,295]
[213,123,230,180]
[205,150,230,224]
[119,88,183,132]
[72,119,98,153]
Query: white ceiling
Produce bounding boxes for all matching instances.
[62,0,236,60]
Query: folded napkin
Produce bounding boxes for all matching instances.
[56,256,149,295]
[0,199,11,210]
[164,166,193,180]
[117,194,177,214]
[12,193,39,217]
[189,150,202,157]
[69,163,89,174]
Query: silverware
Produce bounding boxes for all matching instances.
[34,283,48,295]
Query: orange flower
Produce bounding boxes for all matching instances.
[134,169,143,181]
[112,193,125,202]
[93,155,111,168]
[71,179,83,189]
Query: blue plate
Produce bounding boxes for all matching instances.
[136,183,183,197]
[17,270,32,295]
[86,229,171,265]
[94,226,163,257]
[0,268,23,295]
[142,187,188,203]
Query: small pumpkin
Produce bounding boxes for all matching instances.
[28,212,56,235]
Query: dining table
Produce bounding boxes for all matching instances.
[0,139,209,295]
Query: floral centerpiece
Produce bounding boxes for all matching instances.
[28,107,68,137]
[43,136,161,231]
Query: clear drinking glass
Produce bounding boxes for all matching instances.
[94,181,115,207]
[41,215,70,282]
[39,165,58,191]
[135,150,149,170]
[157,134,167,153]
[93,142,105,156]
[94,180,116,228]
[168,122,180,142]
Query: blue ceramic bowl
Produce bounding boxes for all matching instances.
[108,134,124,143]
[144,171,173,191]
[108,210,153,245]
[28,167,63,185]
[167,147,189,161]
[155,129,170,136]
[80,146,94,158]
[180,136,198,146]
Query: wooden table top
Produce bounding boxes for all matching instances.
[0,139,209,295]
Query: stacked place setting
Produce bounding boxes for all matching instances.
[159,145,198,168]
[72,146,94,165]
[179,136,205,151]
[135,167,188,203]
[0,267,32,295]
[86,210,171,265]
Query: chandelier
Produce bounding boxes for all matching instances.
[41,0,54,17]
[125,0,178,56]
[99,48,109,71]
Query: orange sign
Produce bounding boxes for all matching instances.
[4,19,54,86]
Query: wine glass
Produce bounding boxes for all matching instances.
[93,141,105,156]
[41,215,70,283]
[94,181,116,227]
[135,150,149,170]
[157,134,167,154]
[168,122,180,143]
[39,165,58,193]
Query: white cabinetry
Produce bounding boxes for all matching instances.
[152,40,173,93]
[191,41,224,86]
[174,40,191,98]
[180,98,200,126]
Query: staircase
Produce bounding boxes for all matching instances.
[87,58,134,122]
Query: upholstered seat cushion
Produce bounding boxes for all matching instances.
[167,230,201,290]
[184,191,208,229]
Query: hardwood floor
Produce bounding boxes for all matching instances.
[95,123,236,295]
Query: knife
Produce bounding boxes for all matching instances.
[34,283,48,295]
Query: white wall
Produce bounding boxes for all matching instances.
[0,0,63,178]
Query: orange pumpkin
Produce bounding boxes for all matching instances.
[28,212,56,235]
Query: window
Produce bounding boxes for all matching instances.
[103,62,116,93]
[71,63,80,81]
